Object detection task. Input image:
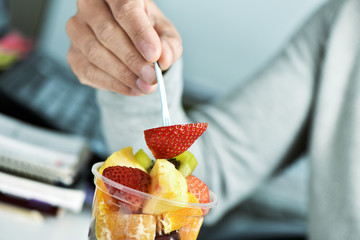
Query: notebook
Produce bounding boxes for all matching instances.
[0,112,91,186]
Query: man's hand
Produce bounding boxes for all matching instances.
[66,0,182,95]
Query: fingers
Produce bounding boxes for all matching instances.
[67,16,134,88]
[67,0,182,95]
[149,1,182,70]
[68,45,157,96]
[68,45,137,96]
[67,0,157,95]
[106,0,182,70]
[83,0,156,84]
[105,0,161,63]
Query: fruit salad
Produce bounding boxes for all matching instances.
[88,123,217,240]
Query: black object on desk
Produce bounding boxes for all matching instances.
[0,88,56,130]
[0,51,107,157]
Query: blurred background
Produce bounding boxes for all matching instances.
[40,0,327,98]
[0,0,326,239]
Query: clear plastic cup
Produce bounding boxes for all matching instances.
[88,162,217,240]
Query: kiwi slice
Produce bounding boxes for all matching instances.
[169,151,198,178]
[134,149,154,172]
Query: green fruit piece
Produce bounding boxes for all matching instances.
[134,149,154,172]
[0,53,17,70]
[170,151,198,178]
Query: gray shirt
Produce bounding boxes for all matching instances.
[96,0,360,239]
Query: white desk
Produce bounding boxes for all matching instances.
[0,203,91,240]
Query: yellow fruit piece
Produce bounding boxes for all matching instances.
[161,192,203,234]
[143,159,188,214]
[99,146,146,174]
[94,194,156,240]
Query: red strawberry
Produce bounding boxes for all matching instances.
[102,166,151,213]
[144,123,208,159]
[186,175,210,204]
[187,175,210,215]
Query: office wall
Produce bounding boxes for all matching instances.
[39,0,77,66]
[155,0,327,97]
[40,0,327,97]
[0,0,9,31]
[9,0,49,37]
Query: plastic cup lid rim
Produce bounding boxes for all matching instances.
[91,162,217,209]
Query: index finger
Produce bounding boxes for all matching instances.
[105,0,161,63]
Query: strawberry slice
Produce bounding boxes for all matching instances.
[144,123,208,159]
[187,175,210,215]
[102,166,151,213]
[186,175,210,204]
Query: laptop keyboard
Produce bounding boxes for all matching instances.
[0,51,107,156]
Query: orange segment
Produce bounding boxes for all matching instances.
[94,192,156,240]
[161,192,203,234]
[94,179,114,208]
[178,215,204,240]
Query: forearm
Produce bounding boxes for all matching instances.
[96,0,338,225]
[97,41,316,225]
[183,1,339,224]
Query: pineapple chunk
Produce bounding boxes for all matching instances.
[99,146,146,174]
[143,159,188,214]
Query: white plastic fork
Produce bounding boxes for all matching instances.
[154,62,171,126]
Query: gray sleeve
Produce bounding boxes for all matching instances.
[190,0,341,224]
[96,59,189,155]
[96,0,341,225]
